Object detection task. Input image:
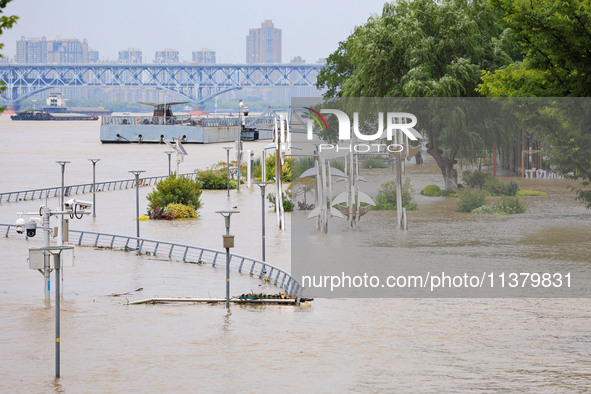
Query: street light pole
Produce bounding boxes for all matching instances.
[255,182,272,261]
[56,161,70,211]
[88,159,100,218]
[129,170,145,249]
[55,161,69,296]
[223,147,232,197]
[216,210,239,309]
[164,151,174,176]
[237,100,244,191]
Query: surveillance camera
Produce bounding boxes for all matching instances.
[75,200,93,210]
[64,199,75,211]
[65,198,92,218]
[25,220,37,238]
[65,199,92,211]
[15,217,26,234]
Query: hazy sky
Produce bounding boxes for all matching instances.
[2,0,387,63]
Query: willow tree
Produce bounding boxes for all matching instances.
[317,0,514,189]
[0,0,18,113]
[478,0,591,207]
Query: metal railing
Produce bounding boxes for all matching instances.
[101,114,240,127]
[1,224,303,300]
[0,173,198,204]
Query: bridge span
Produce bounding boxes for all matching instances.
[0,63,324,108]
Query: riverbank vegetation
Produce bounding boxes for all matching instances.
[372,179,417,211]
[195,162,238,190]
[316,0,591,208]
[146,175,201,220]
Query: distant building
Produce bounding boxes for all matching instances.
[16,36,48,63]
[16,36,94,64]
[119,48,143,64]
[88,49,99,63]
[48,39,90,64]
[192,48,216,64]
[289,56,306,64]
[154,48,179,64]
[246,20,282,63]
[316,58,327,65]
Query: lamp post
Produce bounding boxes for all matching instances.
[55,160,70,266]
[222,147,232,197]
[216,210,239,308]
[56,161,70,211]
[164,151,174,176]
[237,99,244,191]
[129,170,145,249]
[88,159,100,218]
[254,182,272,261]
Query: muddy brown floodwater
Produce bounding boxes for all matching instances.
[1,116,590,392]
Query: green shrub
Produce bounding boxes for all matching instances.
[517,189,547,197]
[456,190,486,212]
[147,175,202,217]
[373,178,417,211]
[484,177,504,196]
[502,179,520,196]
[253,154,293,182]
[472,196,525,215]
[361,157,388,169]
[423,184,442,197]
[196,168,237,190]
[165,203,197,219]
[462,170,490,189]
[440,189,459,197]
[267,192,293,212]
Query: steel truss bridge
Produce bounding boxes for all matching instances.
[0,63,324,106]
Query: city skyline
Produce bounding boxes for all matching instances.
[1,0,387,64]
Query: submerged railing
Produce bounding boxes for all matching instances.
[1,224,303,301]
[0,172,198,204]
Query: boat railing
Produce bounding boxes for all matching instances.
[0,224,303,301]
[102,114,241,127]
[0,172,198,204]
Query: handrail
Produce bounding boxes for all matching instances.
[0,172,198,204]
[0,224,303,301]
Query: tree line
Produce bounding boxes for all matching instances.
[316,0,591,206]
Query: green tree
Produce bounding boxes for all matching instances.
[479,0,591,97]
[478,0,591,207]
[316,0,514,189]
[0,0,18,113]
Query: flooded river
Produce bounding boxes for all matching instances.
[1,116,591,392]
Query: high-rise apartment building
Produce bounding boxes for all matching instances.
[119,48,143,63]
[154,49,179,64]
[246,20,281,64]
[16,37,48,63]
[88,49,99,63]
[16,37,95,64]
[192,48,216,64]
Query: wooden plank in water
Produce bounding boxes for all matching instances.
[128,297,301,305]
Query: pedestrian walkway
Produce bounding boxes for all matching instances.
[0,173,198,203]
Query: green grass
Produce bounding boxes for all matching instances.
[517,189,547,197]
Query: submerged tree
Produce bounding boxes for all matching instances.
[317,0,515,189]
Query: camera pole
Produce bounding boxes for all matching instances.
[42,206,51,302]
